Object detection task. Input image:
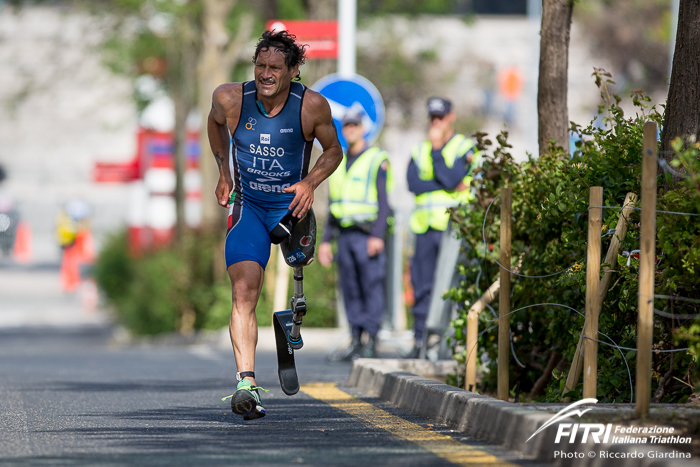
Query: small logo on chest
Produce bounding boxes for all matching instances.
[260,134,271,144]
[280,128,293,134]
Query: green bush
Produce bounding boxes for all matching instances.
[95,226,338,335]
[95,228,228,335]
[447,70,699,403]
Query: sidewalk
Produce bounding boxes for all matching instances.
[108,325,417,359]
[350,359,700,467]
[0,262,109,328]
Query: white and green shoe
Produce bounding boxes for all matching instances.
[223,378,268,420]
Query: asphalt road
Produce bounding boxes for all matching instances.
[0,324,548,467]
[0,262,544,466]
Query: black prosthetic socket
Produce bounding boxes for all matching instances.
[269,212,299,245]
[280,208,316,266]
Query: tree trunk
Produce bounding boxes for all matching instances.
[307,0,336,19]
[169,15,197,240]
[529,351,562,398]
[198,0,232,229]
[197,0,252,227]
[660,0,700,162]
[173,95,188,240]
[537,0,573,156]
[303,0,336,85]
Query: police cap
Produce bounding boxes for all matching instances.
[427,97,452,118]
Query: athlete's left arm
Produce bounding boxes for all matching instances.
[285,90,343,218]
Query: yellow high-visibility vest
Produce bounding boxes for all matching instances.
[329,147,393,229]
[56,210,78,247]
[410,134,480,234]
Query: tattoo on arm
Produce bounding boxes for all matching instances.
[214,151,224,170]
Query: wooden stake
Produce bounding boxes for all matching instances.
[637,121,657,417]
[465,278,501,391]
[466,310,479,391]
[497,187,512,401]
[583,186,603,399]
[562,192,637,401]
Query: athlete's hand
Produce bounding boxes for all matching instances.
[318,242,333,267]
[284,180,314,218]
[215,174,234,208]
[367,237,385,257]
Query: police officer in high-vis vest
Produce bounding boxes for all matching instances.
[406,97,479,358]
[319,108,392,361]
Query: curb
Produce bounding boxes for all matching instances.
[349,359,699,467]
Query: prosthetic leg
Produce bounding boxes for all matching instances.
[271,209,316,396]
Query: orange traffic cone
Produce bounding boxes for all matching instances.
[12,221,32,264]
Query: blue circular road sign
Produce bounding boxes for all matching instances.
[311,74,385,150]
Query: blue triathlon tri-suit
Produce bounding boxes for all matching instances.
[225,80,313,269]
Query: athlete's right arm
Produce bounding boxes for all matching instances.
[208,84,243,208]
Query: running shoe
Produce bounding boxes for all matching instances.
[223,379,267,420]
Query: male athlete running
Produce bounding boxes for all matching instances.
[208,30,342,420]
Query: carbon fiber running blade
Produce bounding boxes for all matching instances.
[273,310,299,395]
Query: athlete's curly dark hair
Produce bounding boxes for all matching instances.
[253,30,308,81]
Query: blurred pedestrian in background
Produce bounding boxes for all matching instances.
[320,108,393,361]
[406,97,480,358]
[498,66,523,126]
[56,199,95,292]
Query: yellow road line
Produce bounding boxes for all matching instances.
[300,383,516,466]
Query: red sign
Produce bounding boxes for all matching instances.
[93,128,201,183]
[93,161,138,183]
[265,20,338,60]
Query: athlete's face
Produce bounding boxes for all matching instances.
[254,47,299,99]
[342,122,365,146]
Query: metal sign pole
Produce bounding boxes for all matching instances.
[337,0,356,77]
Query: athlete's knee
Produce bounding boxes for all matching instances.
[227,261,264,309]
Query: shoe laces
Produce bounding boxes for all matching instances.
[221,385,269,402]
